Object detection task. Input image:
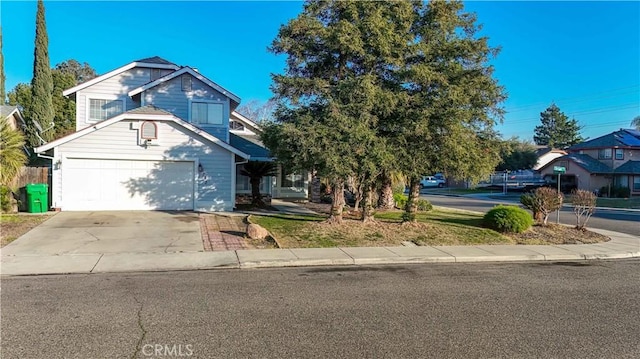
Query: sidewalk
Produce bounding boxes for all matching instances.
[2,226,638,276]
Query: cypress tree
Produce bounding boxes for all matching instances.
[28,0,54,146]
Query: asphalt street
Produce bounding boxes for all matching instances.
[421,194,640,236]
[2,261,639,358]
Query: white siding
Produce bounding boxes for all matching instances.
[56,120,235,211]
[142,75,230,141]
[75,67,152,130]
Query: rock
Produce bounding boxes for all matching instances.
[247,223,269,240]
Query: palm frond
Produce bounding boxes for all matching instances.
[0,119,28,186]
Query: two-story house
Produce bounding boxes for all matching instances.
[539,128,640,196]
[34,56,289,211]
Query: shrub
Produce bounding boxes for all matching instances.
[483,205,533,233]
[416,199,433,212]
[393,193,407,209]
[571,189,596,230]
[0,186,12,213]
[520,187,563,225]
[599,185,631,198]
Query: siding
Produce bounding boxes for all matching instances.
[57,120,234,211]
[75,67,152,130]
[143,74,230,141]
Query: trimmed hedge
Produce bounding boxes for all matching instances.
[483,205,533,233]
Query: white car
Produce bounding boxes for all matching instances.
[420,176,446,188]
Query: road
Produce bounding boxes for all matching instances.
[2,262,640,358]
[421,194,640,236]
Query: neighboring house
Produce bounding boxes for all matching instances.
[1,105,42,155]
[533,147,567,171]
[34,56,254,211]
[539,129,640,195]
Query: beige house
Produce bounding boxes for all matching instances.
[539,129,640,196]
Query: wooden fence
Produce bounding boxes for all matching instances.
[10,167,49,188]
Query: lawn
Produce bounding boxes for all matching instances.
[1,214,53,247]
[595,197,640,209]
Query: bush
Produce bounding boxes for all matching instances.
[520,187,563,225]
[483,205,533,233]
[416,199,433,212]
[0,186,12,213]
[571,189,596,230]
[599,185,631,198]
[393,193,407,209]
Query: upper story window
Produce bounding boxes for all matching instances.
[598,148,612,159]
[181,75,192,91]
[88,98,124,122]
[191,102,223,125]
[615,148,624,160]
[230,120,245,131]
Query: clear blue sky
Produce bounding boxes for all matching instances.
[3,1,639,141]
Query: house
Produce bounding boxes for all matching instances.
[539,129,640,195]
[533,147,567,171]
[1,105,43,155]
[34,56,266,211]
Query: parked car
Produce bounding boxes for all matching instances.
[420,176,446,188]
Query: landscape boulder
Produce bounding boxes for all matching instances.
[247,223,269,240]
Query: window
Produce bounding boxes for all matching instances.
[230,120,245,131]
[634,176,640,191]
[140,121,158,139]
[236,166,271,192]
[191,102,223,125]
[181,75,192,91]
[281,170,304,188]
[615,148,624,160]
[598,148,612,159]
[89,98,124,121]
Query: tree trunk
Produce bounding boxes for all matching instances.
[362,184,376,223]
[377,174,394,209]
[403,179,420,223]
[310,173,321,203]
[326,179,345,224]
[250,177,264,207]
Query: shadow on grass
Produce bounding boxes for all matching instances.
[434,217,485,227]
[257,214,326,222]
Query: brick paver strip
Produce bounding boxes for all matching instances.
[200,214,248,251]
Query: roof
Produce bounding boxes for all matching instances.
[230,111,262,133]
[62,57,180,96]
[552,153,612,174]
[230,133,272,161]
[1,105,26,128]
[127,67,241,105]
[614,160,640,175]
[569,128,640,150]
[535,147,566,157]
[35,106,249,159]
[134,56,176,65]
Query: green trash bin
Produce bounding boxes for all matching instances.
[25,183,48,213]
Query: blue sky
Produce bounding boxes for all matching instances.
[3,1,639,141]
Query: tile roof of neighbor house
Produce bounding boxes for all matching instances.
[553,153,613,174]
[569,129,640,150]
[1,105,19,118]
[229,133,272,160]
[614,160,640,174]
[134,56,176,65]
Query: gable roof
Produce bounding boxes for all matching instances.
[0,105,25,126]
[569,129,640,150]
[229,133,272,161]
[230,111,263,133]
[544,153,612,174]
[614,160,640,175]
[34,105,249,158]
[62,57,180,97]
[127,67,241,105]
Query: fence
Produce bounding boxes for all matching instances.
[10,167,49,188]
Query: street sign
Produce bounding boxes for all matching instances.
[553,166,566,174]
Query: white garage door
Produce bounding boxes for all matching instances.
[62,158,194,211]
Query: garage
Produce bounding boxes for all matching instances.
[61,158,194,211]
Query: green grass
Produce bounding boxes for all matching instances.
[426,188,502,194]
[252,209,512,248]
[594,197,640,209]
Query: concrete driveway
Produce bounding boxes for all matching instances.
[1,211,203,256]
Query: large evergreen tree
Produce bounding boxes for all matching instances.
[631,116,640,131]
[266,0,414,223]
[533,104,583,149]
[28,0,54,146]
[396,0,505,221]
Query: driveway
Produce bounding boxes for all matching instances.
[1,211,203,256]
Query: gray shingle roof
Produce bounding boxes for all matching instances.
[135,56,176,65]
[560,153,612,174]
[124,105,173,116]
[570,129,640,150]
[230,133,271,160]
[614,160,640,175]
[0,105,19,118]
